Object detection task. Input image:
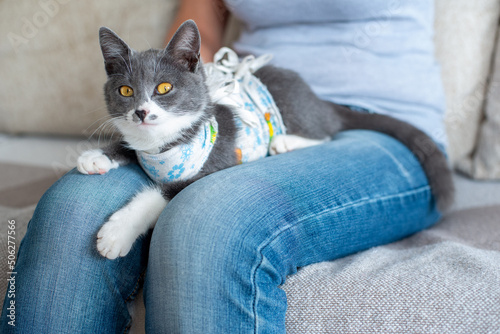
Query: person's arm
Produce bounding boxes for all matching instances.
[165,0,229,62]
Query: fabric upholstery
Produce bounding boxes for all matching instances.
[434,0,500,165]
[457,25,500,179]
[2,0,500,170]
[282,205,500,333]
[0,0,177,136]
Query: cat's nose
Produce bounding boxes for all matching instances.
[134,109,149,122]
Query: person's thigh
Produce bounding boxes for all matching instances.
[145,130,442,333]
[1,164,152,334]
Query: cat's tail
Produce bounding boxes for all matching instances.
[335,105,455,212]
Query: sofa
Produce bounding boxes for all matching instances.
[1,0,499,332]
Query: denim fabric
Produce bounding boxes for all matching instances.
[1,130,441,333]
[0,164,153,333]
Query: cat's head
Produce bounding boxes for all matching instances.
[99,20,210,152]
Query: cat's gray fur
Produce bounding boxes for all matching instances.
[81,20,454,259]
[255,66,454,210]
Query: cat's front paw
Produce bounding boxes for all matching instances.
[97,211,137,259]
[77,149,119,175]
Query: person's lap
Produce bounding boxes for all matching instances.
[1,130,441,333]
[145,129,440,333]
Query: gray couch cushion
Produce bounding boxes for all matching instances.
[282,205,500,333]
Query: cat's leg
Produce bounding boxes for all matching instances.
[97,186,168,259]
[77,149,120,175]
[77,141,136,175]
[269,134,330,156]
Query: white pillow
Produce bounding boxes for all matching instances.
[457,25,500,179]
[434,0,500,165]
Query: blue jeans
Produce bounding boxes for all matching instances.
[1,130,441,333]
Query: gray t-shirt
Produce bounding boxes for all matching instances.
[225,0,447,148]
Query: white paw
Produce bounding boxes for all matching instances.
[96,188,167,260]
[270,135,292,155]
[77,149,119,175]
[97,211,137,259]
[270,135,329,156]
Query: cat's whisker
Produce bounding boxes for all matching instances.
[122,56,132,75]
[89,118,117,143]
[128,57,133,74]
[103,120,117,141]
[111,51,133,75]
[84,115,114,137]
[108,73,127,78]
[83,105,108,115]
[86,114,113,128]
[154,51,166,75]
[125,52,133,75]
[89,123,110,144]
[142,37,152,49]
[98,122,120,147]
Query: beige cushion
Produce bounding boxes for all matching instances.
[1,0,500,171]
[434,0,500,165]
[0,0,177,136]
[456,24,500,179]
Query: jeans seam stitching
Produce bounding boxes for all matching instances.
[369,137,413,181]
[122,269,147,334]
[250,184,431,333]
[125,269,147,303]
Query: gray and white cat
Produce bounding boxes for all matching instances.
[78,20,454,259]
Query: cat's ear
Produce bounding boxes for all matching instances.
[99,27,133,76]
[165,20,201,72]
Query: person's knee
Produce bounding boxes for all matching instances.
[30,165,151,250]
[150,168,278,271]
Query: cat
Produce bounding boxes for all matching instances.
[77,20,454,260]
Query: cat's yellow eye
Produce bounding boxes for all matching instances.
[157,82,172,95]
[119,86,134,97]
